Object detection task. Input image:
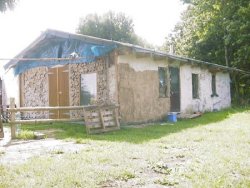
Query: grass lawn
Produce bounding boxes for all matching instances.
[0,107,250,187]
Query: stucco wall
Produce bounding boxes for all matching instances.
[180,64,231,113]
[117,54,171,123]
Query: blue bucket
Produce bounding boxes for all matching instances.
[167,112,177,122]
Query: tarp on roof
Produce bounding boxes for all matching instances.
[13,33,116,75]
[5,29,249,76]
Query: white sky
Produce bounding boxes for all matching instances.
[0,0,186,101]
[0,0,186,59]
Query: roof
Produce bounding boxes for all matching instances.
[4,29,249,75]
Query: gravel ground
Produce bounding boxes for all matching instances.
[0,127,86,165]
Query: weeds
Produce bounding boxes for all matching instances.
[152,162,172,175]
[154,178,179,186]
[16,130,35,140]
[50,150,64,154]
[117,171,136,181]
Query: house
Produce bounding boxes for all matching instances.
[3,29,247,123]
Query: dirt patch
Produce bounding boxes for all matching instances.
[0,128,86,165]
[37,129,64,138]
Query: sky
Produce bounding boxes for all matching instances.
[0,0,186,100]
[0,0,186,60]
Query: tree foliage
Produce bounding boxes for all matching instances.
[166,0,250,103]
[77,11,152,48]
[0,0,17,12]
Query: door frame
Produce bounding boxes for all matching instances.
[48,65,70,119]
[169,66,181,112]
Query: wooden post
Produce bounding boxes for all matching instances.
[10,98,16,139]
[83,109,90,134]
[114,108,120,129]
[99,108,105,130]
[0,109,4,138]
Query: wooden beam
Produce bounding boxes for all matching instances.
[99,109,105,130]
[166,56,175,64]
[133,51,150,58]
[209,67,222,73]
[151,54,166,61]
[114,108,120,129]
[7,104,119,112]
[116,47,132,55]
[14,118,84,124]
[7,106,85,112]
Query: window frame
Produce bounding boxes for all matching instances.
[158,67,170,98]
[211,73,219,97]
[80,73,97,105]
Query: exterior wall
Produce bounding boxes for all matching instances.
[117,54,171,123]
[69,58,116,118]
[19,54,231,122]
[20,57,117,119]
[180,64,231,113]
[107,64,118,103]
[20,67,49,118]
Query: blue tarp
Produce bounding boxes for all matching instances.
[14,34,116,75]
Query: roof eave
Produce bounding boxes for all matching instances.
[4,31,47,71]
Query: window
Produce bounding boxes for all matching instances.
[158,67,169,97]
[80,73,97,105]
[192,73,199,99]
[211,74,218,97]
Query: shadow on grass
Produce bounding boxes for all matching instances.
[21,107,249,144]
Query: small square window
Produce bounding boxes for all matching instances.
[192,73,199,99]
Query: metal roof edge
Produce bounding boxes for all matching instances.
[5,29,250,75]
[130,46,250,74]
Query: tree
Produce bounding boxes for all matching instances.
[0,0,17,12]
[166,0,250,104]
[77,11,150,46]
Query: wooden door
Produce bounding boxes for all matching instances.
[170,67,180,112]
[48,65,69,119]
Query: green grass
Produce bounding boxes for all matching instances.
[0,107,249,187]
[20,106,249,144]
[16,130,35,140]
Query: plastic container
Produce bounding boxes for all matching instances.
[168,112,177,123]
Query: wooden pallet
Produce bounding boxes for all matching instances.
[83,104,120,134]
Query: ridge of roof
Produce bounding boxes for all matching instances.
[4,29,250,75]
[45,29,250,74]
